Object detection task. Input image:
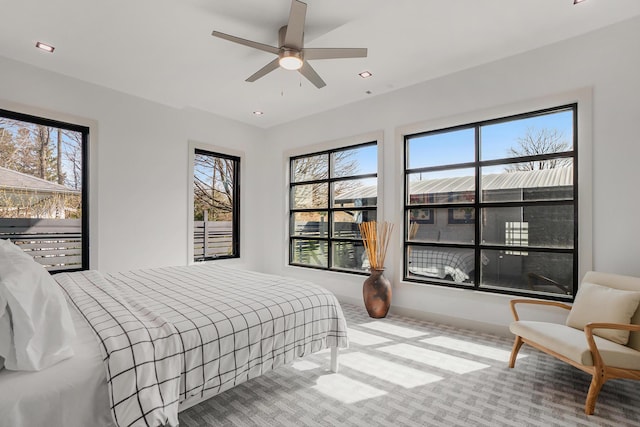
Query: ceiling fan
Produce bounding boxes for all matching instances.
[211,0,367,88]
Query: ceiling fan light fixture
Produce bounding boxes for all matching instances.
[279,50,303,70]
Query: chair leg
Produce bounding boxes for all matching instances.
[585,372,605,415]
[509,335,524,368]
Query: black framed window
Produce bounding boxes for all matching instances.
[193,149,240,261]
[289,142,377,273]
[404,104,577,299]
[0,109,89,271]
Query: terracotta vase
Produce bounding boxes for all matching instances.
[363,268,392,318]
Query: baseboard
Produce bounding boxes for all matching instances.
[337,295,511,338]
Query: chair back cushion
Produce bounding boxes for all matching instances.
[578,271,640,349]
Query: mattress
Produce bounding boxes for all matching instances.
[0,300,114,427]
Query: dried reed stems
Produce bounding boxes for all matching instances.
[358,221,394,270]
[408,222,420,240]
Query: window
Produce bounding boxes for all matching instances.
[193,149,239,261]
[404,105,577,298]
[0,109,89,271]
[289,142,377,273]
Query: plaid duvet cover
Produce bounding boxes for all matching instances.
[55,264,349,427]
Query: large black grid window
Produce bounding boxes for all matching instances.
[193,149,240,261]
[0,109,89,271]
[404,105,577,299]
[289,142,377,273]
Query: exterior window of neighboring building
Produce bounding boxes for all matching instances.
[289,142,377,273]
[193,149,239,261]
[0,109,89,271]
[404,104,577,299]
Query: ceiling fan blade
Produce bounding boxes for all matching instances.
[212,31,280,55]
[303,48,368,60]
[298,62,326,88]
[283,0,307,50]
[246,58,280,82]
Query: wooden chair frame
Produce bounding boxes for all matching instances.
[509,299,640,415]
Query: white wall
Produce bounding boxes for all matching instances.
[1,16,639,336]
[260,16,640,335]
[0,56,264,272]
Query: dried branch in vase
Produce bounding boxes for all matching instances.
[358,220,394,270]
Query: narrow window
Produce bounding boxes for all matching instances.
[289,142,377,273]
[404,105,577,299]
[193,149,239,261]
[0,109,89,271]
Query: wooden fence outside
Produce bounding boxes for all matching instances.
[292,221,363,268]
[194,220,233,259]
[0,218,83,271]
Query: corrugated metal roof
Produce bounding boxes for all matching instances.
[335,166,573,201]
[0,166,79,194]
[412,166,573,194]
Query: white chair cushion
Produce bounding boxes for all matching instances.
[566,281,640,345]
[510,320,640,369]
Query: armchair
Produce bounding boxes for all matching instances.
[508,271,640,414]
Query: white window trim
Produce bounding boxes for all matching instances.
[0,98,99,269]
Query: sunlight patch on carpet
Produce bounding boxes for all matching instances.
[378,343,490,374]
[359,321,429,338]
[312,374,386,404]
[346,328,392,345]
[421,336,524,362]
[338,352,443,387]
[291,360,321,371]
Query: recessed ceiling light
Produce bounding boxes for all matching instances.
[253,111,264,116]
[359,71,373,79]
[35,42,55,53]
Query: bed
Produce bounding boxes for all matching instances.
[0,260,348,427]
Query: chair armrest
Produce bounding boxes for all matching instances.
[509,299,572,321]
[583,323,640,369]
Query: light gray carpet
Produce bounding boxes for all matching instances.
[179,303,640,426]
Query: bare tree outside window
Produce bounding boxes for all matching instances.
[505,127,572,171]
[193,150,239,260]
[292,150,361,209]
[0,117,82,219]
[194,154,234,221]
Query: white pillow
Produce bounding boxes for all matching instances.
[566,281,640,345]
[0,239,76,371]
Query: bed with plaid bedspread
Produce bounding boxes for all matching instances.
[55,264,349,427]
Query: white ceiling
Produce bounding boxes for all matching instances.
[2,0,640,128]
